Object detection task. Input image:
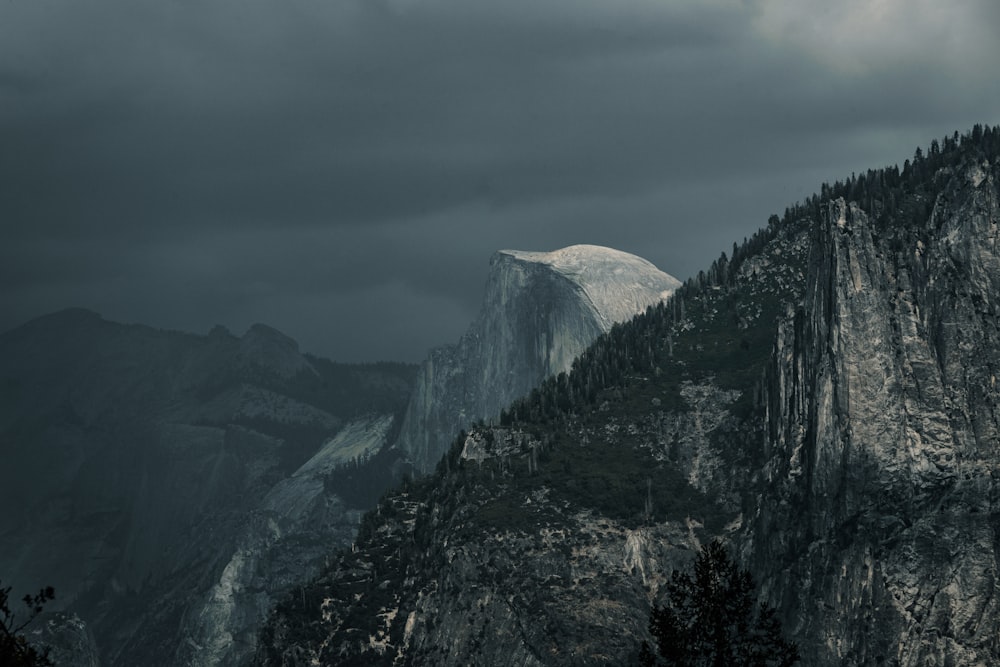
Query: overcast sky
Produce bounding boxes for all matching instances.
[2,0,998,362]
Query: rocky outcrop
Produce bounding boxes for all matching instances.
[0,313,415,666]
[28,612,101,667]
[396,245,680,472]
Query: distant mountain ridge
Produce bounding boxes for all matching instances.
[0,311,416,666]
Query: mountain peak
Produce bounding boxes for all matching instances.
[15,307,104,331]
[242,322,298,346]
[496,244,681,331]
[240,323,316,378]
[499,242,650,265]
[395,244,680,472]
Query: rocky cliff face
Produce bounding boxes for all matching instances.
[751,163,1000,665]
[255,130,1000,666]
[0,312,415,666]
[395,245,680,472]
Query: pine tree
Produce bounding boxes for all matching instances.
[0,581,55,666]
[640,542,798,667]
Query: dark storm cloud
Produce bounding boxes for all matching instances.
[2,0,998,361]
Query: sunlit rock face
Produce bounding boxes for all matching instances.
[396,244,681,472]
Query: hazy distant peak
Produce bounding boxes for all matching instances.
[31,307,104,328]
[50,306,103,319]
[208,324,235,339]
[243,322,297,346]
[1,307,107,343]
[240,323,317,378]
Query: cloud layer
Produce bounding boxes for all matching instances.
[2,0,997,361]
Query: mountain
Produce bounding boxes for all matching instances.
[254,126,1000,665]
[0,243,680,666]
[0,312,416,666]
[395,244,681,472]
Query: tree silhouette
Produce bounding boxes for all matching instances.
[640,541,798,666]
[0,580,55,666]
